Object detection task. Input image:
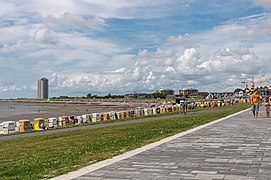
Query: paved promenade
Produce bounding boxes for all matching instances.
[54,107,271,180]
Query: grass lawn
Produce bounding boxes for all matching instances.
[0,104,249,180]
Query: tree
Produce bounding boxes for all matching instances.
[153,92,166,99]
[234,88,242,93]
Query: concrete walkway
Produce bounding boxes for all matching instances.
[53,107,271,180]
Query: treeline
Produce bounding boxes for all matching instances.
[50,92,171,100]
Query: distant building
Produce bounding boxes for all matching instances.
[156,89,174,95]
[179,88,198,97]
[124,93,154,99]
[179,88,232,99]
[124,93,137,99]
[166,95,176,99]
[37,77,49,99]
[197,91,209,99]
[137,93,149,99]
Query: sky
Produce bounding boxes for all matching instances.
[0,0,271,98]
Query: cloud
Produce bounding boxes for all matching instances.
[0,1,271,98]
[33,28,57,44]
[146,71,156,83]
[1,0,239,21]
[163,66,176,74]
[74,0,191,19]
[16,37,269,97]
[0,26,29,45]
[254,0,271,9]
[0,0,182,20]
[168,34,197,48]
[111,68,126,73]
[0,2,17,17]
[175,48,206,75]
[44,12,106,32]
[0,82,27,92]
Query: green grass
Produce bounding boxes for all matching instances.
[0,104,249,180]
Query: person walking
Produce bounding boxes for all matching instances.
[250,90,261,118]
[183,96,188,114]
[264,97,270,118]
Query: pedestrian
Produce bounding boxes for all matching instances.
[183,96,188,114]
[264,97,270,118]
[250,90,261,118]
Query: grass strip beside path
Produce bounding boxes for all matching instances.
[0,104,248,180]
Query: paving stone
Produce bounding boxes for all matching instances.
[218,170,247,176]
[223,175,256,180]
[152,176,182,180]
[69,108,271,180]
[255,176,271,180]
[74,176,102,180]
[194,173,225,179]
[102,178,131,180]
[190,170,218,174]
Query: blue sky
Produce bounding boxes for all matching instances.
[0,0,271,98]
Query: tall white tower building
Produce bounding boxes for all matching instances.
[37,77,49,99]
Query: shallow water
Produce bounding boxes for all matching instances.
[0,101,57,122]
[0,101,131,123]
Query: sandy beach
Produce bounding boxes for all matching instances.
[0,100,150,123]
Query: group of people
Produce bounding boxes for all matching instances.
[250,90,271,118]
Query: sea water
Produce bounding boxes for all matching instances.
[0,101,56,123]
